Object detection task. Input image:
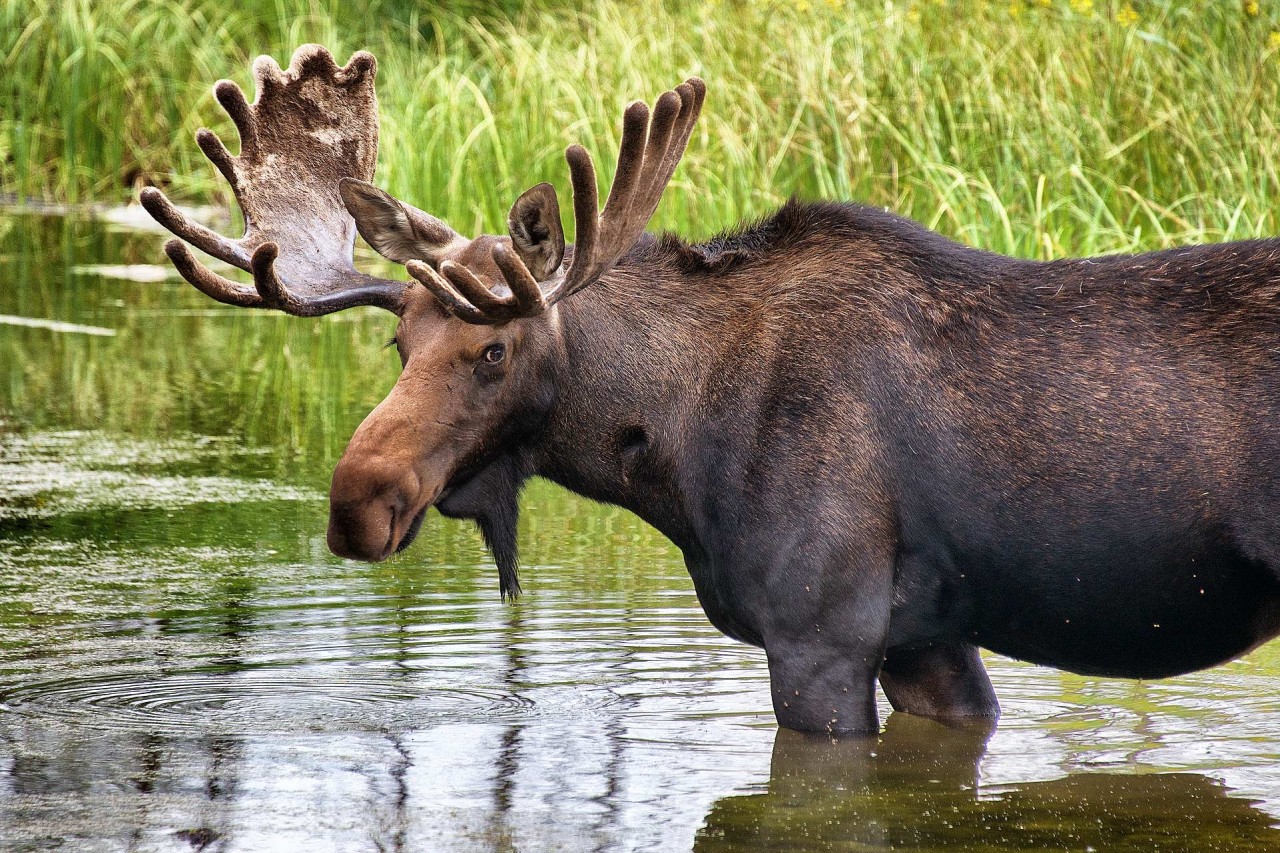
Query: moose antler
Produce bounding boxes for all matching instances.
[141,45,406,316]
[404,77,706,324]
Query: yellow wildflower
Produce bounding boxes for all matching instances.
[1116,4,1138,25]
[1070,0,1093,12]
[1010,0,1025,17]
[907,6,922,21]
[825,0,844,8]
[797,0,810,10]
[1270,31,1280,48]
[1246,1,1261,17]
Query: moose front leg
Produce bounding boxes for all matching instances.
[761,553,894,735]
[766,635,887,734]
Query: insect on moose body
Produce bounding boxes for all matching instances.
[143,46,1280,734]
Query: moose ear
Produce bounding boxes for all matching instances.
[339,178,462,264]
[507,183,565,282]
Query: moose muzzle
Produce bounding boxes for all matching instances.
[326,392,449,561]
[327,455,429,561]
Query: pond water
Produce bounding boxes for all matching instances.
[3,209,1280,852]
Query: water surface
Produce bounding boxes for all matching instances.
[3,210,1280,851]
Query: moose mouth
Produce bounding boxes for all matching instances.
[393,503,430,555]
[387,480,462,558]
[334,464,490,563]
[348,492,436,563]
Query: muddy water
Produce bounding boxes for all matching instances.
[3,210,1280,851]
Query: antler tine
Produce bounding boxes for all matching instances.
[406,261,488,324]
[566,144,600,269]
[390,77,703,326]
[141,187,250,268]
[163,238,266,308]
[491,243,549,316]
[654,78,706,199]
[248,243,305,312]
[632,90,684,214]
[195,129,238,189]
[439,261,514,314]
[550,77,705,304]
[410,251,548,325]
[600,101,653,219]
[212,79,257,153]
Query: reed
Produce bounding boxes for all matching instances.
[5,0,1280,256]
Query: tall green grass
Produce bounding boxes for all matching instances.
[6,0,1280,257]
[5,1,1280,477]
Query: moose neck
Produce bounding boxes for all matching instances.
[528,256,732,552]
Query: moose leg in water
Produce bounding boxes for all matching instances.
[755,539,895,734]
[879,644,999,720]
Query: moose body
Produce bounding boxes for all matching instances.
[143,45,1280,734]
[466,203,1280,731]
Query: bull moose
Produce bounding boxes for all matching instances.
[141,45,1280,734]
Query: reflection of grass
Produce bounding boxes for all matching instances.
[6,0,1280,257]
[0,213,401,475]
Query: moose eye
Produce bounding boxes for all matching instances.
[482,343,506,364]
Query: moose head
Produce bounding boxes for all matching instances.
[141,46,704,597]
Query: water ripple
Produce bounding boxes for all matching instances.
[0,668,538,735]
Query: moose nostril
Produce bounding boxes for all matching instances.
[326,472,423,562]
[326,515,356,560]
[326,497,397,562]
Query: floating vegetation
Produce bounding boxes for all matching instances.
[69,263,171,282]
[0,430,318,520]
[0,314,116,336]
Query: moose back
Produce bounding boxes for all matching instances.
[142,45,1280,734]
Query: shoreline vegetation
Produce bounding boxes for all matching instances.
[6,0,1280,258]
[6,0,1280,461]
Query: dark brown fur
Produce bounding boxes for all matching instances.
[405,199,1280,733]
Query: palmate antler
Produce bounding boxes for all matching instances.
[405,77,706,324]
[141,45,405,316]
[145,43,704,321]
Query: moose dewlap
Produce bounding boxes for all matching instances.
[143,45,1280,735]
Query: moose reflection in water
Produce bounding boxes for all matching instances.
[3,399,1280,847]
[6,699,1279,852]
[698,716,1280,853]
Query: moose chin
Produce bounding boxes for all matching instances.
[143,44,1280,736]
